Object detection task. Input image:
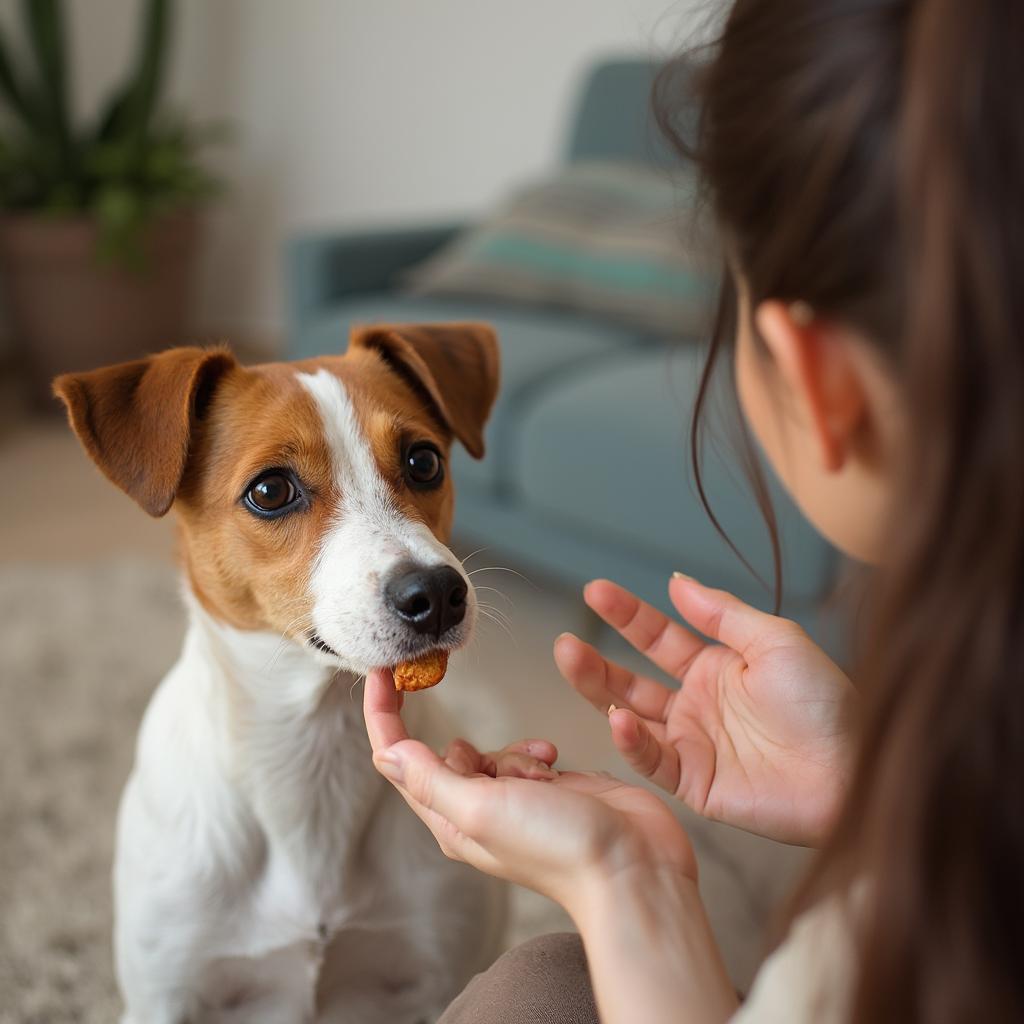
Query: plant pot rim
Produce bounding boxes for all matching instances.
[0,208,202,263]
[0,206,200,230]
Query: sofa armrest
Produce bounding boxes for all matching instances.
[285,222,466,342]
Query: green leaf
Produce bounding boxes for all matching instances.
[21,0,75,181]
[122,0,171,164]
[93,183,146,268]
[93,85,135,143]
[95,183,140,228]
[0,22,37,126]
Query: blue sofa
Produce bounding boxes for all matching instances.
[285,60,840,647]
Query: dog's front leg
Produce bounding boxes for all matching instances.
[113,772,228,1024]
[113,872,210,1024]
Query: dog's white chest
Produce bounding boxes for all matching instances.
[245,847,342,953]
[115,626,498,1023]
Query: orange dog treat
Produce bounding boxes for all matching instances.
[394,649,449,692]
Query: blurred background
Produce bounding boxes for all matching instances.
[0,2,842,1020]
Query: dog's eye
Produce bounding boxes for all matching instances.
[405,443,443,487]
[245,472,298,515]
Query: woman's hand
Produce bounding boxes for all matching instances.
[555,574,856,846]
[363,669,696,914]
[365,672,739,1024]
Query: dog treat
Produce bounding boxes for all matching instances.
[394,650,449,692]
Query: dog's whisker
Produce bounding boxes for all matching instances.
[262,640,294,676]
[475,614,516,647]
[276,610,315,626]
[465,565,537,589]
[264,607,315,638]
[260,612,316,674]
[262,646,291,676]
[477,606,516,645]
[477,601,513,630]
[348,674,367,702]
[477,597,512,617]
[459,545,491,568]
[473,584,515,608]
[276,613,315,635]
[476,606,507,631]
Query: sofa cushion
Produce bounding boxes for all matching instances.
[514,346,835,604]
[403,162,715,339]
[294,293,652,492]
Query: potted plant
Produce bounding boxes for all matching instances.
[0,0,221,406]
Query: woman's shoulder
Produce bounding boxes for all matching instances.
[730,890,861,1024]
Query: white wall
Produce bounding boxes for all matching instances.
[59,0,710,341]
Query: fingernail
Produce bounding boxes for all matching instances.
[672,571,695,581]
[608,703,617,715]
[555,631,577,643]
[375,752,405,784]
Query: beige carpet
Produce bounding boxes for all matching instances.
[0,562,182,1023]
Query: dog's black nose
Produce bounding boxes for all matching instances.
[385,565,468,637]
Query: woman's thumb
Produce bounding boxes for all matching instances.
[609,706,680,794]
[669,573,786,657]
[376,740,483,825]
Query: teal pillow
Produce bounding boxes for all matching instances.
[403,161,715,338]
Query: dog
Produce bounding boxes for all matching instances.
[54,323,507,1024]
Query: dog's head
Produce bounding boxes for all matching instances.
[53,323,499,674]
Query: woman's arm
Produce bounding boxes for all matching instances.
[570,865,739,1024]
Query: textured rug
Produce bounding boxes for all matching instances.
[0,561,571,1023]
[0,562,181,1023]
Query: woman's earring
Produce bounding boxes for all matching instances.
[789,300,815,327]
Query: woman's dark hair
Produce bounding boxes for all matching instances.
[656,0,1024,1020]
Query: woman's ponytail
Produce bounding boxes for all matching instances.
[847,2,1024,1018]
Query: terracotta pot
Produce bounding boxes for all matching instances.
[0,210,201,408]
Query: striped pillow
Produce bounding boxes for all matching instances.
[403,161,715,338]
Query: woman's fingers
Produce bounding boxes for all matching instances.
[443,737,486,775]
[608,706,682,795]
[499,738,559,765]
[443,738,558,780]
[486,739,559,779]
[363,668,409,752]
[554,631,674,722]
[488,750,558,780]
[584,579,706,680]
[668,574,795,659]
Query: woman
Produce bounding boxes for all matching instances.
[365,0,1024,1019]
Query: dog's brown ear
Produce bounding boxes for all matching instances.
[53,347,236,517]
[349,322,499,459]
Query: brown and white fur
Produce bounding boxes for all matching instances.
[54,324,505,1024]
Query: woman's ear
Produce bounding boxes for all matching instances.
[53,347,236,517]
[754,301,868,473]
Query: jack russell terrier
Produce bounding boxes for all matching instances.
[54,323,525,1024]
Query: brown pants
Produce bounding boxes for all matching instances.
[439,933,599,1024]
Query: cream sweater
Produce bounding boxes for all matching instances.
[731,897,856,1023]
